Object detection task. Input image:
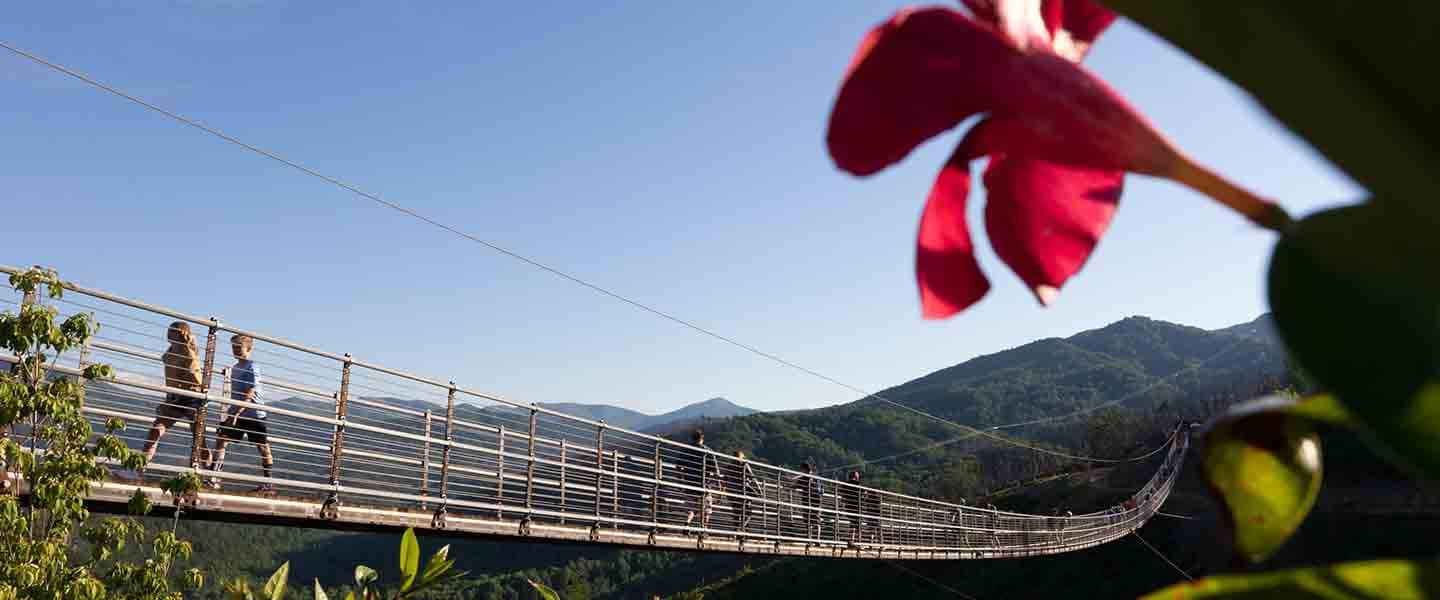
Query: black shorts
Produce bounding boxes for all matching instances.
[219,414,268,444]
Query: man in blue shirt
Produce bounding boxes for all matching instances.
[205,334,274,494]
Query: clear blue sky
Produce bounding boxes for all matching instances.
[3,2,1358,414]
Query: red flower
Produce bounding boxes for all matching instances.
[827,1,1287,319]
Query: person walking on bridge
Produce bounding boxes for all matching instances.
[730,450,760,533]
[205,334,274,494]
[842,471,863,542]
[141,321,205,473]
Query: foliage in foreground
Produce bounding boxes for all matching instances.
[0,267,201,599]
[224,529,466,600]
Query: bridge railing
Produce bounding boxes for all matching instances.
[1,265,1187,558]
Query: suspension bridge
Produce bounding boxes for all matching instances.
[2,265,1189,560]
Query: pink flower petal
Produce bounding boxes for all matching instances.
[828,8,1176,179]
[917,152,991,319]
[982,156,1122,304]
[828,8,1014,176]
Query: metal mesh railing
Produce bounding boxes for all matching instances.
[1,265,1188,559]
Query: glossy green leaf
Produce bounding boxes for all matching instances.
[1103,2,1440,214]
[398,528,419,591]
[527,578,561,600]
[263,561,289,600]
[1268,203,1440,477]
[1142,556,1440,599]
[1203,395,1330,562]
[418,544,455,588]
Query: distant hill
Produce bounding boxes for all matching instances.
[1211,312,1280,344]
[697,313,1295,497]
[482,396,757,432]
[256,391,755,435]
[856,314,1290,428]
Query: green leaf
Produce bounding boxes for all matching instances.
[527,579,561,600]
[1268,203,1440,476]
[1102,3,1440,214]
[354,565,378,589]
[184,568,205,591]
[1142,556,1440,599]
[398,528,420,591]
[418,544,452,586]
[263,562,290,600]
[127,488,152,516]
[313,578,329,600]
[1202,395,1332,562]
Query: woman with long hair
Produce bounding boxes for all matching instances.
[141,321,204,469]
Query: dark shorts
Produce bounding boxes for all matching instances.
[219,414,268,445]
[154,394,199,425]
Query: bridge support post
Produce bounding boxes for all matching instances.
[525,407,537,514]
[76,312,93,405]
[436,382,455,525]
[3,285,40,494]
[610,449,619,529]
[496,425,506,520]
[421,409,432,509]
[190,320,220,471]
[651,442,661,530]
[593,423,605,526]
[558,439,567,524]
[326,354,352,519]
[773,468,781,540]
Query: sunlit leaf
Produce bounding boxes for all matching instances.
[1103,3,1440,216]
[1142,556,1440,599]
[399,528,419,591]
[313,578,329,600]
[527,578,561,600]
[419,545,453,583]
[263,562,289,600]
[1202,395,1331,562]
[1268,203,1440,477]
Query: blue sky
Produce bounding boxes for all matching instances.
[2,2,1359,413]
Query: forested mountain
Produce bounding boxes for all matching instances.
[263,394,757,434]
[103,312,1437,600]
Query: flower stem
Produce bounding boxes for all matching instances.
[1168,156,1292,233]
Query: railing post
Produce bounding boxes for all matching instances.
[559,439,568,524]
[440,383,455,505]
[421,409,432,509]
[75,313,93,404]
[327,354,352,516]
[12,285,39,472]
[651,443,662,528]
[593,423,605,523]
[525,407,538,512]
[191,320,220,470]
[496,425,506,520]
[774,468,782,539]
[610,449,618,529]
